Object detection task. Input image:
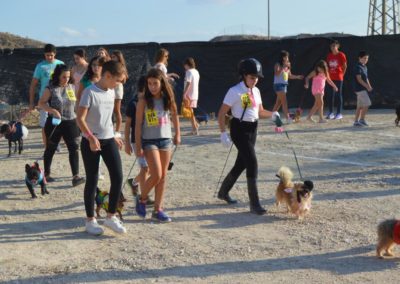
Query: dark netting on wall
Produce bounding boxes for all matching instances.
[0,35,399,116]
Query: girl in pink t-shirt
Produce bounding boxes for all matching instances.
[304,60,338,123]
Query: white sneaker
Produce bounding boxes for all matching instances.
[85,219,104,236]
[104,216,127,234]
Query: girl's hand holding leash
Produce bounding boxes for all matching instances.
[220,131,232,148]
[88,135,101,152]
[271,112,284,133]
[136,145,144,157]
[52,109,61,119]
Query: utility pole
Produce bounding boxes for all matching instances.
[268,0,271,39]
[368,0,400,35]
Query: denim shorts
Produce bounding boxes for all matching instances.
[273,83,288,93]
[142,138,173,151]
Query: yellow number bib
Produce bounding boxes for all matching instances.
[283,71,289,82]
[241,93,251,108]
[66,88,76,102]
[145,109,159,126]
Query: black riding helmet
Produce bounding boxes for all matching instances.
[238,58,264,78]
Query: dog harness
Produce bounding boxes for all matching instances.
[393,221,400,244]
[25,170,44,186]
[96,191,110,211]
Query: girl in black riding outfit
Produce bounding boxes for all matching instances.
[217,58,280,215]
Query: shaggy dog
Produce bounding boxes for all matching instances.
[376,219,400,258]
[275,166,314,219]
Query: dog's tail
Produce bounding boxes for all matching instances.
[277,166,293,185]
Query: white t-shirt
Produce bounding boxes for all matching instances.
[114,83,124,100]
[184,68,200,101]
[223,81,262,122]
[154,63,168,75]
[79,84,115,139]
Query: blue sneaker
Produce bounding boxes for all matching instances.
[135,196,146,218]
[353,121,362,127]
[151,210,172,223]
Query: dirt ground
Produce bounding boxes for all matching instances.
[1,109,400,284]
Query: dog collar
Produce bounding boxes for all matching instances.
[284,188,293,193]
[25,169,47,186]
[394,221,400,244]
[25,171,44,186]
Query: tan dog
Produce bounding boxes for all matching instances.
[275,166,314,219]
[376,219,400,258]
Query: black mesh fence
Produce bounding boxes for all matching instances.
[1,34,399,120]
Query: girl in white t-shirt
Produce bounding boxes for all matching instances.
[183,57,200,135]
[217,58,280,215]
[77,61,127,236]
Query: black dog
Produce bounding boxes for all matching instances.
[1,121,27,157]
[25,162,49,198]
[395,105,400,126]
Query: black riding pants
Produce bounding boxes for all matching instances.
[228,117,258,180]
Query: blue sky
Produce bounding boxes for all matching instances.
[1,0,368,47]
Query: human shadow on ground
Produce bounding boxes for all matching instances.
[0,216,112,244]
[313,188,400,202]
[0,202,82,217]
[5,245,398,283]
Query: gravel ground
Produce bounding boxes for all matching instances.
[0,109,399,283]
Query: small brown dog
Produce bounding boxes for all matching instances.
[376,219,400,258]
[275,166,314,219]
[289,108,303,123]
[95,188,125,220]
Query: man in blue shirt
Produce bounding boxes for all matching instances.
[29,44,64,146]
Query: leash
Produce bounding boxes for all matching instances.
[214,99,249,197]
[122,156,138,193]
[168,145,178,171]
[47,124,59,141]
[214,142,234,197]
[283,130,303,180]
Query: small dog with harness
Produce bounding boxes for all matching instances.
[25,162,49,198]
[95,188,126,220]
[275,166,314,219]
[1,121,29,157]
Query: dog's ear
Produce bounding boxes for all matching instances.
[303,180,314,191]
[25,164,31,172]
[34,162,40,169]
